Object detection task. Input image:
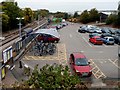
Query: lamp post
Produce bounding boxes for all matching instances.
[16,17,24,38]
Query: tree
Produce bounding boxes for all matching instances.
[63,13,69,20]
[39,9,49,18]
[25,64,87,89]
[106,14,117,25]
[89,8,99,22]
[2,2,22,30]
[80,10,90,24]
[73,12,79,18]
[54,12,64,18]
[1,14,9,32]
[23,8,34,24]
[114,3,120,26]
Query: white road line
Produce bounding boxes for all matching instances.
[103,44,107,47]
[108,59,120,69]
[69,34,72,38]
[82,36,92,47]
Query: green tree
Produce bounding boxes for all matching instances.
[2,2,22,30]
[23,8,34,24]
[39,9,49,18]
[25,64,87,89]
[106,14,117,25]
[1,13,9,32]
[80,10,90,24]
[54,12,64,18]
[73,12,79,18]
[114,3,120,26]
[89,8,99,22]
[63,13,69,20]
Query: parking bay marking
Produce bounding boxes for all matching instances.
[82,36,92,47]
[108,59,120,69]
[89,59,106,79]
[69,34,73,38]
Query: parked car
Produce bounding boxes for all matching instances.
[115,29,120,34]
[118,47,120,57]
[69,52,92,77]
[114,35,120,45]
[89,33,101,38]
[61,22,68,26]
[101,37,114,45]
[109,28,116,34]
[89,36,103,45]
[93,28,102,33]
[78,26,88,33]
[101,28,110,33]
[101,33,112,38]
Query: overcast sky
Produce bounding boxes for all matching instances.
[1,0,120,13]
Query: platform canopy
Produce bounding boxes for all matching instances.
[34,28,60,38]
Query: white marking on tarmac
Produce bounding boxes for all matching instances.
[69,34,72,38]
[82,36,92,47]
[108,59,120,69]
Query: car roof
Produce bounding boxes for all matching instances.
[72,52,86,58]
[104,36,114,39]
[93,36,101,38]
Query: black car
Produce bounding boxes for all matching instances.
[115,29,120,34]
[101,28,110,33]
[101,33,112,38]
[109,28,116,34]
[114,35,120,45]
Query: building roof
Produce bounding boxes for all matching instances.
[34,28,60,38]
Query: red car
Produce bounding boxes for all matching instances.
[89,36,103,45]
[37,34,60,43]
[69,52,92,77]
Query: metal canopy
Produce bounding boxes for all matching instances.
[34,28,60,38]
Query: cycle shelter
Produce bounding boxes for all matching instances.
[32,28,60,43]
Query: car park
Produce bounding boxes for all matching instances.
[89,36,103,45]
[69,52,92,77]
[101,37,114,45]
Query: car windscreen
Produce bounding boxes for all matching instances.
[96,38,102,41]
[75,58,88,66]
[109,38,114,41]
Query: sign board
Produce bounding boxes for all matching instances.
[3,46,12,63]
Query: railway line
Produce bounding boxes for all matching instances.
[1,19,47,46]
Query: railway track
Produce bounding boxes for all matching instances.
[1,19,47,46]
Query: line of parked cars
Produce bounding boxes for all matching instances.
[78,25,120,45]
[47,22,68,30]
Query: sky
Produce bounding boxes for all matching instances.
[1,0,120,13]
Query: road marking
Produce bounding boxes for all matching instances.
[69,34,72,38]
[89,59,106,79]
[108,59,120,69]
[82,36,92,47]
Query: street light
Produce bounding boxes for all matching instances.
[16,17,24,38]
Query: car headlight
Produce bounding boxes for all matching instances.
[76,70,79,72]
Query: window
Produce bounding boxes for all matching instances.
[75,58,88,66]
